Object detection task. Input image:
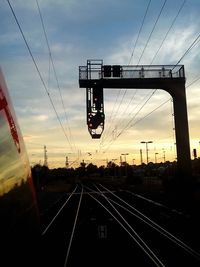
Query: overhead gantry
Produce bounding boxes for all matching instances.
[79,59,191,177]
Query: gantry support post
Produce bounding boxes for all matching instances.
[167,85,192,178]
[79,62,192,178]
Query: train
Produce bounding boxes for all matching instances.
[0,67,41,265]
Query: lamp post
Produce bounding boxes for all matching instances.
[140,141,153,164]
[121,153,129,163]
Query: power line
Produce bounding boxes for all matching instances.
[102,0,188,152]
[103,0,167,149]
[186,75,200,88]
[124,0,187,136]
[35,0,76,151]
[100,89,122,148]
[115,0,186,143]
[117,89,157,138]
[136,0,167,66]
[100,1,152,149]
[131,98,171,127]
[6,0,73,150]
[101,61,200,153]
[172,30,200,70]
[129,0,152,65]
[102,90,157,153]
[149,0,186,65]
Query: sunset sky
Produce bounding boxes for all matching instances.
[1,0,200,168]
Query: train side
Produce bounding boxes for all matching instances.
[0,68,41,264]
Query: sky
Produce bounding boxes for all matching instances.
[1,0,200,168]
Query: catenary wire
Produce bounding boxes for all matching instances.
[101,0,168,150]
[6,0,73,152]
[102,67,200,153]
[149,0,186,65]
[101,0,175,153]
[35,0,76,152]
[102,89,157,153]
[136,0,167,66]
[172,30,200,70]
[129,0,152,65]
[100,0,152,150]
[114,0,186,136]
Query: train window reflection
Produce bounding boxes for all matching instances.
[0,111,28,196]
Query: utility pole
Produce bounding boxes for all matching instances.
[65,156,69,168]
[140,149,143,165]
[162,148,166,163]
[43,145,48,167]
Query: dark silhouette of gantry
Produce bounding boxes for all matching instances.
[79,59,191,177]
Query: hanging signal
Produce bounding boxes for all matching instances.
[87,86,105,139]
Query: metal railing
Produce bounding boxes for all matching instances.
[79,64,185,80]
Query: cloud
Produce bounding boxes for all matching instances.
[2,0,200,167]
[33,115,48,121]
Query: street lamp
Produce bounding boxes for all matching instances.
[140,141,153,164]
[121,153,129,163]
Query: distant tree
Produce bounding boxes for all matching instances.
[86,163,98,175]
[98,165,105,177]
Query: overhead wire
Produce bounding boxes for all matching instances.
[172,30,200,70]
[100,90,153,150]
[118,0,186,132]
[35,0,77,152]
[122,0,199,153]
[102,89,157,153]
[136,0,167,66]
[99,89,123,149]
[115,0,184,140]
[100,0,191,153]
[102,64,200,154]
[128,0,152,65]
[6,0,74,153]
[186,75,200,88]
[100,0,152,150]
[107,0,168,146]
[101,0,167,151]
[149,0,186,65]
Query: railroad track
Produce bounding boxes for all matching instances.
[41,182,200,266]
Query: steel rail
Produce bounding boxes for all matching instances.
[86,184,165,267]
[64,186,83,267]
[42,185,78,235]
[98,183,200,260]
